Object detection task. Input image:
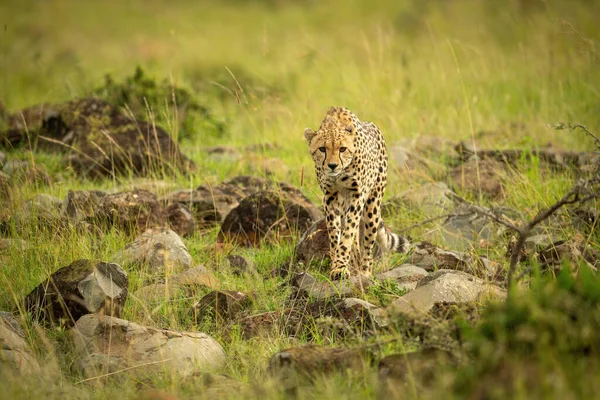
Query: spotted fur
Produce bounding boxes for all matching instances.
[304,107,410,278]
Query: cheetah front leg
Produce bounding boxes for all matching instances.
[329,196,364,280]
[361,187,384,276]
[323,191,344,275]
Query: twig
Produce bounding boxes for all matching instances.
[446,176,600,291]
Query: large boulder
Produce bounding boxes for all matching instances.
[1,98,195,178]
[24,259,128,327]
[0,312,40,375]
[70,314,226,381]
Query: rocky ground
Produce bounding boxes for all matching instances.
[1,90,599,399]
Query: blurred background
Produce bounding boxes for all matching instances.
[1,0,599,165]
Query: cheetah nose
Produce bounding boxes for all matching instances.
[327,163,338,170]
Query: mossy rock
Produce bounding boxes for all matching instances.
[27,98,195,178]
[93,66,226,140]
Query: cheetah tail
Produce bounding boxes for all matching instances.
[376,222,411,254]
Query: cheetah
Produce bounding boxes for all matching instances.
[304,107,410,278]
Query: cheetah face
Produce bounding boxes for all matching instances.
[304,127,355,177]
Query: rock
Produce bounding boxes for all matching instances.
[98,189,164,235]
[294,218,330,267]
[386,269,506,317]
[226,254,254,276]
[25,259,128,327]
[4,98,195,178]
[292,272,372,300]
[0,312,41,374]
[378,348,457,398]
[164,202,195,237]
[70,314,226,381]
[171,265,219,289]
[376,264,429,292]
[385,182,455,216]
[449,157,506,199]
[61,189,106,226]
[193,290,251,322]
[163,177,320,232]
[116,228,192,275]
[217,190,319,247]
[408,241,500,279]
[268,345,367,391]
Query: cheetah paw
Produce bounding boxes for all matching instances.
[329,266,350,281]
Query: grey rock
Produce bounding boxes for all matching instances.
[116,228,192,275]
[376,264,429,292]
[292,272,372,300]
[70,314,226,381]
[387,269,506,317]
[24,259,128,327]
[193,290,252,322]
[408,241,500,279]
[0,312,40,374]
[61,189,106,226]
[226,254,255,276]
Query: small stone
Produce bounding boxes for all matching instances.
[165,202,195,238]
[24,259,128,327]
[61,189,106,226]
[449,157,506,199]
[193,290,252,322]
[116,228,193,275]
[226,254,254,276]
[99,189,164,235]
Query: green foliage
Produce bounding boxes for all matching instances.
[93,66,226,141]
[366,278,408,307]
[453,266,600,398]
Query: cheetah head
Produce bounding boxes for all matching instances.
[304,111,356,178]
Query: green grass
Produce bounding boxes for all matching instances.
[1,0,600,398]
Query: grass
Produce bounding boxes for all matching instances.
[1,0,600,398]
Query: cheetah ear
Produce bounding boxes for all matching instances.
[344,124,354,134]
[304,127,316,144]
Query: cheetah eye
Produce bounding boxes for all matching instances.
[339,147,347,153]
[318,147,326,153]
